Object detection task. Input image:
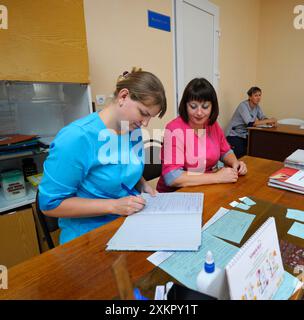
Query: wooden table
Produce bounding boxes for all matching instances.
[248,124,304,161]
[0,156,303,300]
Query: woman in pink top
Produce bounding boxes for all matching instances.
[157,78,247,193]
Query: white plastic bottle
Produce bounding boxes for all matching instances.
[196,251,229,300]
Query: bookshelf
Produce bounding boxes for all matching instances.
[0,147,49,162]
[0,81,93,213]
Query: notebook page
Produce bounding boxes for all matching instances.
[107,213,201,251]
[106,192,203,251]
[139,192,203,215]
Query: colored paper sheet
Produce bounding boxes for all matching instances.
[288,222,304,240]
[272,271,302,300]
[157,231,239,291]
[202,207,230,231]
[239,197,256,206]
[205,210,255,244]
[286,209,304,223]
[230,201,250,211]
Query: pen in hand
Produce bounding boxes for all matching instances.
[121,183,140,196]
[121,183,146,214]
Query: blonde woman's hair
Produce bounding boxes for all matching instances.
[114,67,167,118]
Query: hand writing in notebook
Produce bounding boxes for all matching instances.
[112,195,146,216]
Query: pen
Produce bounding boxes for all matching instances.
[121,183,139,196]
[133,288,149,300]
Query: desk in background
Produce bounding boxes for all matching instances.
[0,156,303,300]
[248,124,304,161]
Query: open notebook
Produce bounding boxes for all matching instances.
[226,217,285,300]
[106,192,203,251]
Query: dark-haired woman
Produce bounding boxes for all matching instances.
[226,87,277,158]
[156,78,247,193]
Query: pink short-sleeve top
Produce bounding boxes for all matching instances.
[156,116,232,192]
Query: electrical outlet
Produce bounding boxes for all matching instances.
[96,94,106,106]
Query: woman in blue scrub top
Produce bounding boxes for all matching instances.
[38,68,167,244]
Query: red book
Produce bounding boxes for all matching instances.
[268,167,304,193]
[0,134,37,146]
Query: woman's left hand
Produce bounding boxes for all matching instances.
[232,160,247,176]
[140,181,158,196]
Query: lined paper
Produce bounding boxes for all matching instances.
[106,192,203,251]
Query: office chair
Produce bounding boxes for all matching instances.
[35,190,58,249]
[142,139,163,181]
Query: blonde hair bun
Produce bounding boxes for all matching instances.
[117,67,143,83]
[114,67,167,118]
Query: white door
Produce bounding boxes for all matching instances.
[174,0,220,104]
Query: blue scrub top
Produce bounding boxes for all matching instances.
[38,112,144,244]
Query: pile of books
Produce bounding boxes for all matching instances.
[268,149,304,194]
[0,134,41,160]
[284,149,304,170]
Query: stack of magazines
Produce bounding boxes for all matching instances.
[284,149,304,170]
[268,166,304,194]
[0,134,41,160]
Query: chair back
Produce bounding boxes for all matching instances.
[35,191,58,249]
[142,139,162,181]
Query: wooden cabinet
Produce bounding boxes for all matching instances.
[0,208,40,268]
[248,125,304,161]
[0,0,89,83]
[0,202,60,269]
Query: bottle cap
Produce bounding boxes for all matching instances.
[204,251,215,273]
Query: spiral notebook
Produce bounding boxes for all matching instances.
[226,217,285,300]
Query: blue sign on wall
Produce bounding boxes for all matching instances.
[148,10,171,32]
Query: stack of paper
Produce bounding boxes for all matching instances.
[284,149,304,170]
[106,192,203,251]
[268,167,304,195]
[256,124,273,128]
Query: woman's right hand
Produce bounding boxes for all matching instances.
[214,167,239,184]
[111,196,146,216]
[266,117,277,127]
